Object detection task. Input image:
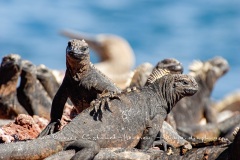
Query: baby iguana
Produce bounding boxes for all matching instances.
[38,39,121,137]
[0,69,198,160]
[17,60,52,119]
[170,56,229,128]
[129,58,183,88]
[0,54,28,119]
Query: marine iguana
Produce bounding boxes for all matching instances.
[38,39,121,137]
[170,56,229,128]
[17,60,52,119]
[61,29,135,88]
[36,64,60,99]
[128,58,183,88]
[0,69,198,160]
[0,54,28,119]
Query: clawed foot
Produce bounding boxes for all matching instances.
[90,90,120,121]
[37,119,61,138]
[152,139,169,151]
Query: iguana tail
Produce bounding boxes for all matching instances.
[0,136,63,160]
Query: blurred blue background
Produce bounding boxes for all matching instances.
[0,0,239,100]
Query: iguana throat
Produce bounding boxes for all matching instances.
[66,54,90,80]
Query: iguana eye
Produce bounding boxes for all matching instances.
[182,81,188,85]
[81,47,88,52]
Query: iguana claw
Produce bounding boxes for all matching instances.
[37,119,61,138]
[90,90,120,121]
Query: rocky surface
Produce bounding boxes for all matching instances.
[0,114,48,143]
[0,103,77,143]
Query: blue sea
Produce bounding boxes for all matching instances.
[0,0,239,100]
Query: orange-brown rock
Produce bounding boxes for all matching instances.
[0,114,48,143]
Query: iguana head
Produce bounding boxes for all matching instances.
[155,58,183,74]
[149,69,198,113]
[1,54,21,73]
[66,39,89,60]
[166,73,198,112]
[66,39,91,77]
[189,56,229,91]
[21,60,37,77]
[0,54,22,85]
[171,74,198,97]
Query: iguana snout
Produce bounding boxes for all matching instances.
[66,39,89,59]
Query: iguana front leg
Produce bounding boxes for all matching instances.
[38,77,69,137]
[136,114,162,150]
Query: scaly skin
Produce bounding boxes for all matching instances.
[0,71,198,160]
[170,56,229,128]
[139,59,186,150]
[38,39,121,137]
[0,54,28,119]
[93,59,188,150]
[17,60,52,119]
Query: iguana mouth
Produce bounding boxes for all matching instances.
[67,51,87,59]
[184,88,198,96]
[66,39,89,59]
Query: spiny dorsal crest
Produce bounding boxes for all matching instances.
[147,69,170,84]
[189,60,212,79]
[233,127,240,137]
[189,60,203,72]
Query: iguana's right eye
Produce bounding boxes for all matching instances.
[182,80,188,85]
[81,47,88,52]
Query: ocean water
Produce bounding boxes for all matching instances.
[0,0,239,100]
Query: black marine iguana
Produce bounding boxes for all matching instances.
[38,39,121,137]
[17,60,52,119]
[36,64,60,99]
[0,69,198,160]
[170,56,229,128]
[60,29,135,89]
[91,58,190,150]
[0,54,28,119]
